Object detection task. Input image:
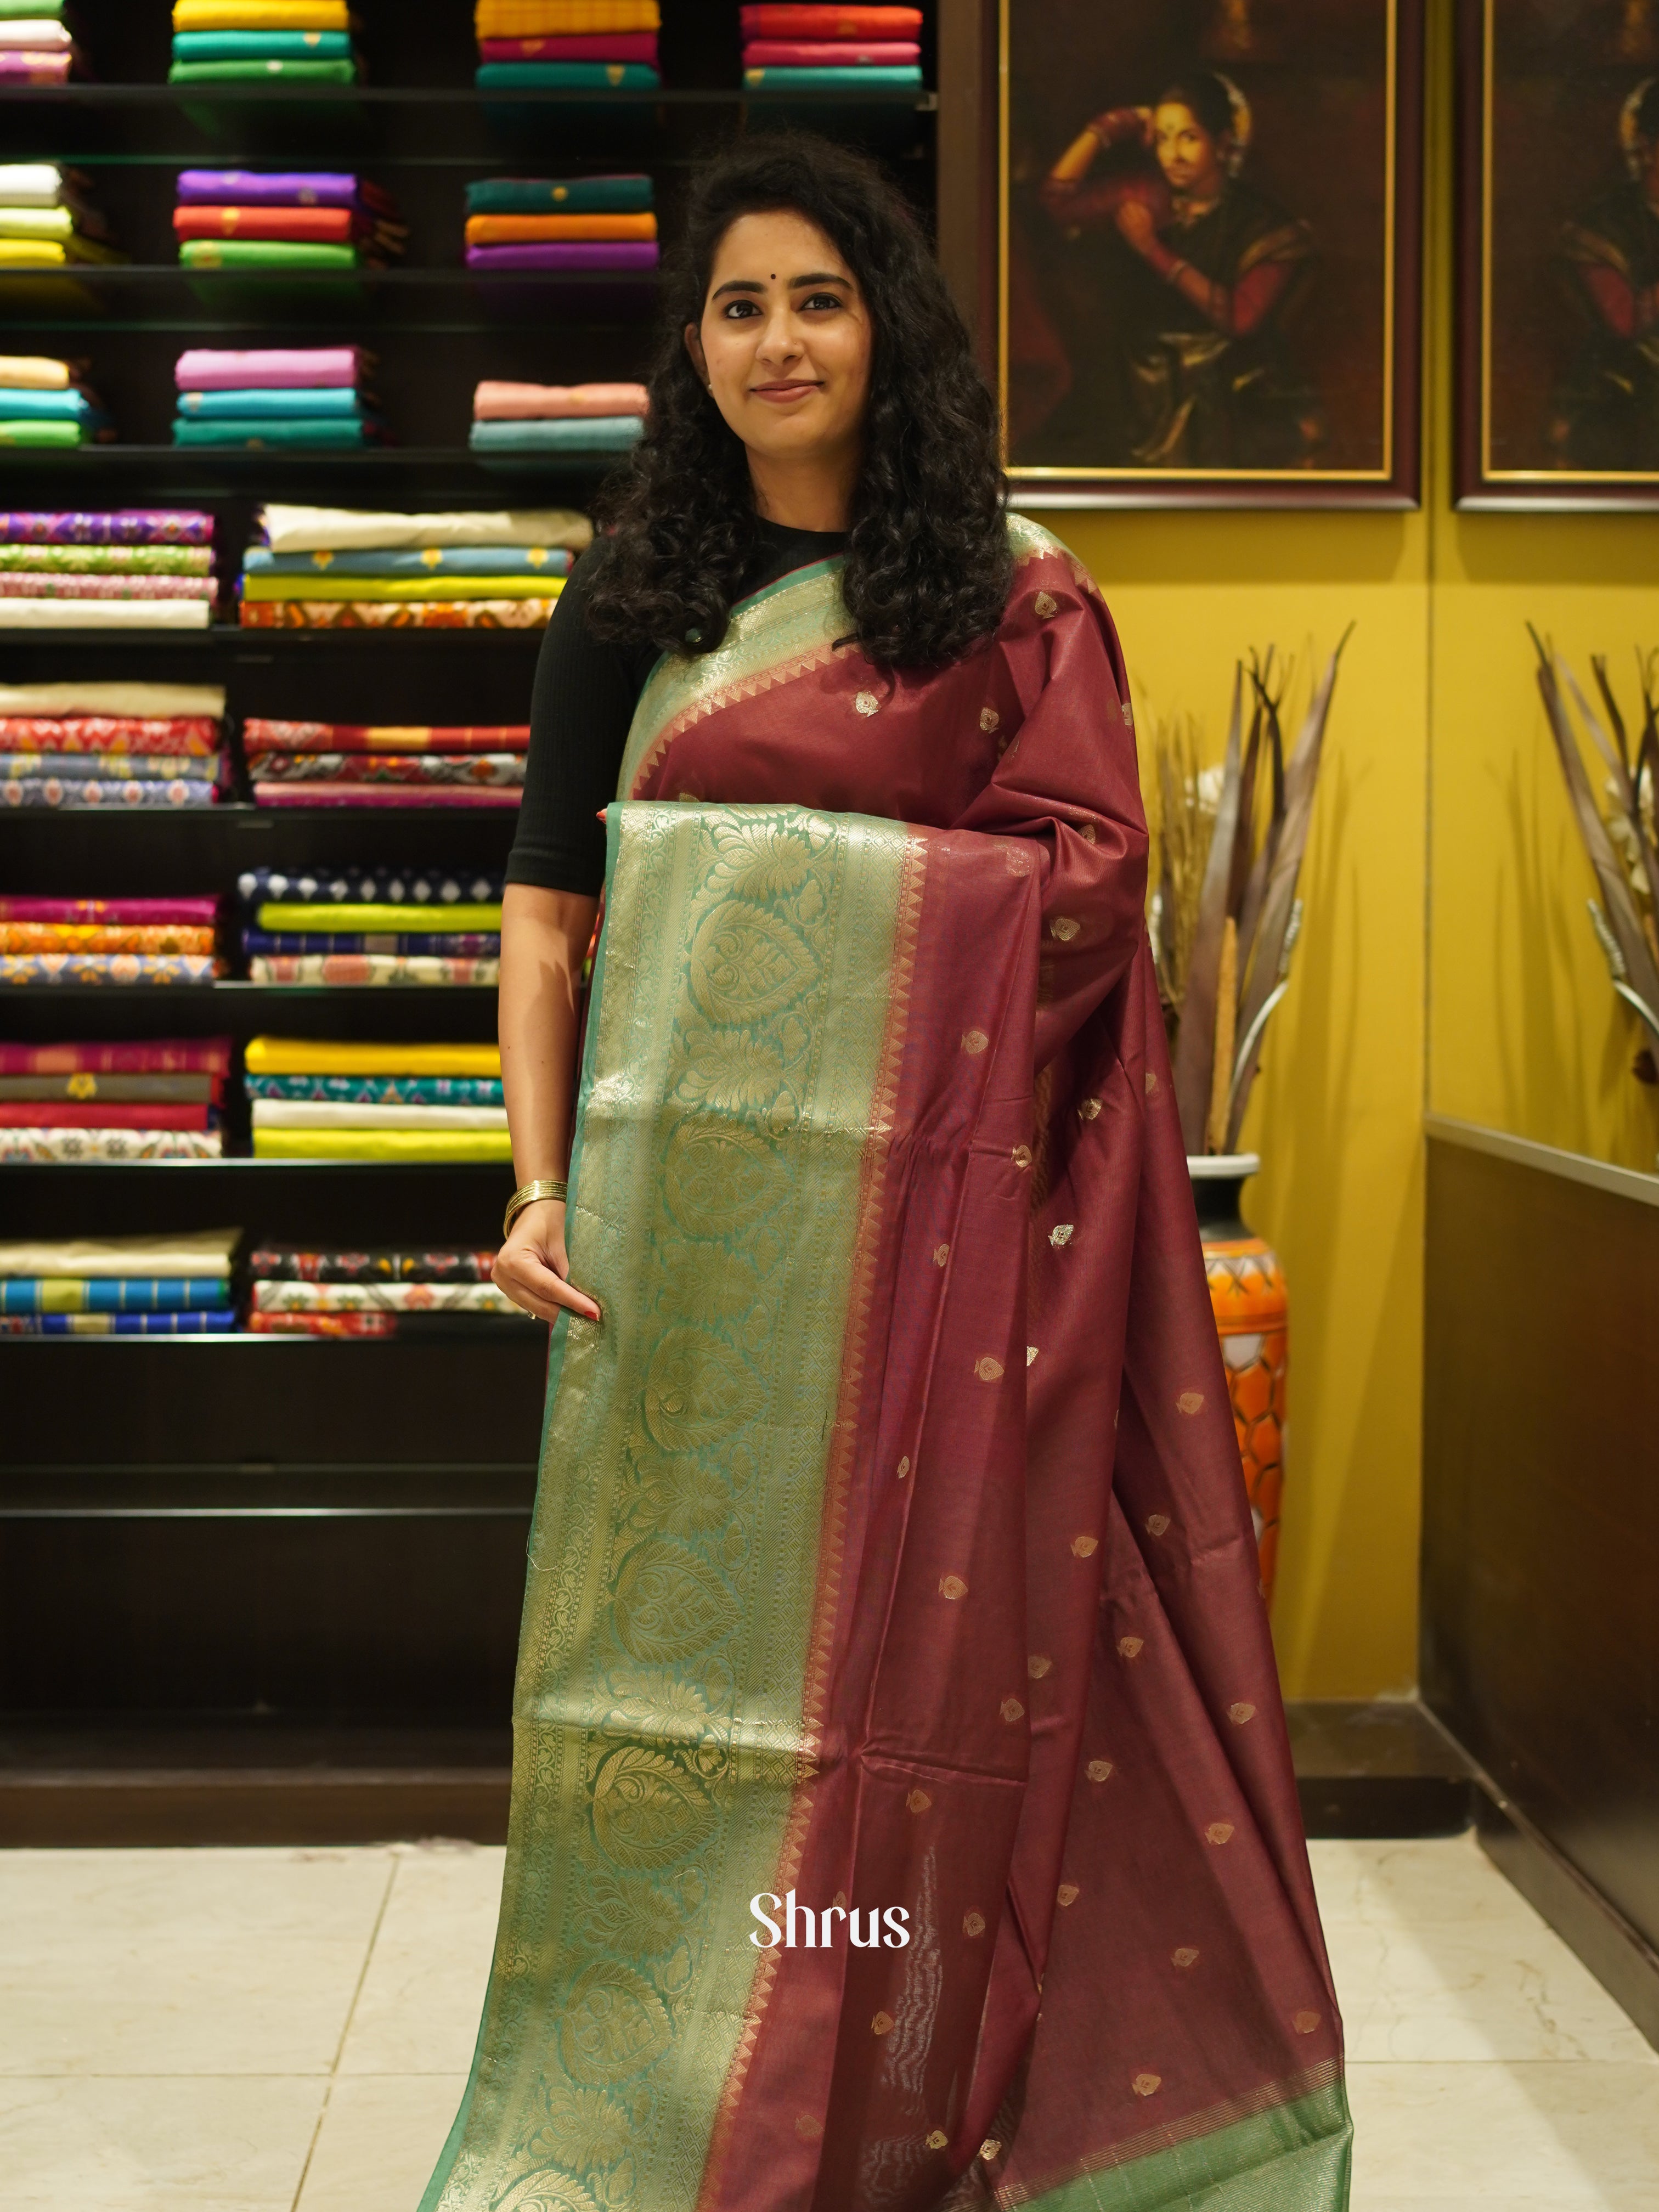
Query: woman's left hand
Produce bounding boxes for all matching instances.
[1115,198,1158,252]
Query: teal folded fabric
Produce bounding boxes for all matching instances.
[475,62,661,89]
[465,176,652,216]
[168,58,358,82]
[172,416,377,447]
[177,386,364,420]
[0,387,97,422]
[469,415,642,453]
[742,65,923,88]
[172,31,352,60]
[244,544,574,577]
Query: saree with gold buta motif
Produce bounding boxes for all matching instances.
[421,517,1351,2212]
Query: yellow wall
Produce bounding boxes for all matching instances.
[1024,0,1657,1696]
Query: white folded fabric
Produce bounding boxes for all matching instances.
[0,679,226,715]
[0,166,69,208]
[251,1099,509,1130]
[0,24,72,50]
[259,504,594,554]
[253,1279,518,1313]
[0,1228,240,1277]
[0,599,212,629]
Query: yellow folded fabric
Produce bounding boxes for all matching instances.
[475,0,658,32]
[0,354,71,389]
[241,574,566,604]
[253,1126,514,1161]
[174,0,350,26]
[256,902,502,932]
[0,207,74,241]
[0,237,122,267]
[244,1036,501,1077]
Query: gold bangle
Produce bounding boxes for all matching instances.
[503,1178,567,1238]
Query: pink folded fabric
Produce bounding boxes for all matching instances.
[0,896,221,925]
[174,348,366,392]
[0,50,70,81]
[0,575,217,601]
[253,784,523,809]
[472,380,649,420]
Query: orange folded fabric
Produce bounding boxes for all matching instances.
[463,212,657,246]
[738,3,921,33]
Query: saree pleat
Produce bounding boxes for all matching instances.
[421,521,1349,2212]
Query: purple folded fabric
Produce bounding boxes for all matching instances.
[465,242,660,272]
[174,347,365,392]
[176,171,359,207]
[0,511,213,546]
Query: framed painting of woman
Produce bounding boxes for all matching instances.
[998,0,1424,508]
[1459,0,1659,506]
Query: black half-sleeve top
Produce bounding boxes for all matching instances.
[505,520,849,898]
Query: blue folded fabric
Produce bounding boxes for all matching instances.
[244,544,573,576]
[469,415,642,453]
[177,386,365,421]
[475,62,661,89]
[171,30,353,59]
[0,1277,228,1313]
[10,1311,239,1334]
[2,754,215,781]
[0,386,99,422]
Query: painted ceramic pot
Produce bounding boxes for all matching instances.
[1187,1152,1287,1610]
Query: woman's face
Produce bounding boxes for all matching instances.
[686,208,872,476]
[1153,102,1226,196]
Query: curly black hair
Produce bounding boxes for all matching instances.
[583,132,1011,671]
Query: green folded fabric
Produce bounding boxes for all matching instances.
[0,0,64,14]
[475,62,660,89]
[179,385,364,420]
[465,176,652,216]
[172,416,376,447]
[0,420,82,447]
[167,59,358,82]
[742,65,923,88]
[172,30,352,59]
[180,240,360,270]
[469,415,641,453]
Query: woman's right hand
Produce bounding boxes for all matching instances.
[493,1198,602,1325]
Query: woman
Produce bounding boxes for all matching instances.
[1037,74,1319,469]
[1553,76,1659,470]
[421,135,1350,2212]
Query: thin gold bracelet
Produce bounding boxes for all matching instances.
[503,1177,567,1239]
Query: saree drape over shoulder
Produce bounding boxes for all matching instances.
[422,518,1351,2212]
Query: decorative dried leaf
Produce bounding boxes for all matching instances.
[1173,664,1244,1150]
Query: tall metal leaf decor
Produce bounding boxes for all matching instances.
[1531,631,1659,1063]
[1156,635,1350,1155]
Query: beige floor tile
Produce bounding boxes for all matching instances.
[1310,1832,1548,1927]
[0,1846,394,2076]
[337,1843,504,2076]
[1347,2060,1659,2205]
[0,2073,324,2210]
[295,2073,469,2212]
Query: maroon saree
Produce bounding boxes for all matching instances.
[421,517,1350,2212]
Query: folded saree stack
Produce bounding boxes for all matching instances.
[0,678,226,805]
[0,1039,231,1161]
[1,898,223,981]
[173,170,405,273]
[245,1036,510,1160]
[238,501,589,627]
[238,865,503,985]
[0,5,81,87]
[0,351,114,449]
[243,718,530,808]
[174,347,382,450]
[0,162,122,264]
[169,0,360,83]
[464,171,657,274]
[247,1242,535,1334]
[475,0,660,89]
[740,3,922,88]
[0,514,217,628]
[0,1228,239,1328]
[471,379,646,456]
